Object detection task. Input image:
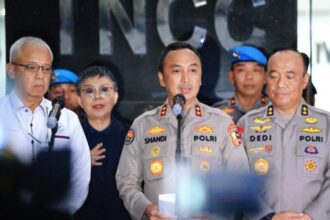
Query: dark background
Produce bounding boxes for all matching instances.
[5,0,297,122]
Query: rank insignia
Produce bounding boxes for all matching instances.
[250,125,272,133]
[229,97,236,106]
[266,105,274,116]
[301,127,322,133]
[304,159,316,172]
[125,129,135,145]
[301,105,309,116]
[200,160,210,171]
[150,146,160,157]
[304,145,319,154]
[195,105,202,117]
[148,126,166,135]
[305,117,318,124]
[232,51,239,58]
[222,107,234,114]
[160,104,167,117]
[253,117,270,124]
[195,125,214,133]
[255,158,269,175]
[150,159,163,176]
[199,146,213,153]
[228,124,242,147]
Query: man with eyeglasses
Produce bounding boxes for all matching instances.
[0,36,91,215]
[74,65,131,219]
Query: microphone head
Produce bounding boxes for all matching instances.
[173,94,186,105]
[172,103,183,116]
[52,96,65,109]
[47,116,58,129]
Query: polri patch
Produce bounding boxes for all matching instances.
[304,145,319,154]
[228,124,242,147]
[125,129,135,145]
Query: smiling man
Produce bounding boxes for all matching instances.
[116,42,249,220]
[213,45,268,123]
[238,48,330,220]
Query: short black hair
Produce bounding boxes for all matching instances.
[76,65,118,95]
[268,48,310,73]
[158,42,202,73]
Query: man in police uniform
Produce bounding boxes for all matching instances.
[116,42,249,220]
[0,36,91,215]
[238,48,330,220]
[213,45,268,123]
[47,68,82,116]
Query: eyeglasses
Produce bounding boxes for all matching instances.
[81,86,114,98]
[12,63,52,74]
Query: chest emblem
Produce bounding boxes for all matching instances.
[150,159,163,176]
[304,145,319,154]
[304,159,316,173]
[305,117,318,124]
[150,146,161,157]
[250,125,272,133]
[301,127,322,133]
[147,126,165,135]
[253,117,270,124]
[194,125,214,133]
[255,158,269,175]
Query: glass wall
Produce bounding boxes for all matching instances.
[0,0,5,97]
[298,0,330,111]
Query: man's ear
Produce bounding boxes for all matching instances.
[228,71,235,84]
[158,71,165,87]
[6,63,16,80]
[303,73,310,89]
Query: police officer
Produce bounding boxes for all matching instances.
[213,45,268,123]
[47,68,81,114]
[116,42,249,220]
[238,48,330,220]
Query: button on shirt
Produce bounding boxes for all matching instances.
[0,91,91,214]
[238,99,330,220]
[116,99,249,220]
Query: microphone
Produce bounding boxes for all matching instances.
[47,96,65,129]
[172,94,186,117]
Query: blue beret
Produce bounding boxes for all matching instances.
[50,68,78,86]
[228,45,267,66]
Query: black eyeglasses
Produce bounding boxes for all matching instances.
[12,63,52,74]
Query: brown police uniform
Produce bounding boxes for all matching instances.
[116,99,249,220]
[213,95,268,123]
[238,99,330,220]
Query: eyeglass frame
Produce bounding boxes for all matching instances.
[11,62,52,74]
[80,85,116,98]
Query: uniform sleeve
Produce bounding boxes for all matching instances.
[221,117,249,172]
[304,117,330,220]
[54,113,91,214]
[116,123,151,220]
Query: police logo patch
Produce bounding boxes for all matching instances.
[253,117,270,124]
[304,145,319,154]
[200,160,210,171]
[199,146,213,153]
[150,159,163,176]
[195,125,214,133]
[228,124,242,147]
[250,125,272,133]
[150,146,160,157]
[301,127,322,133]
[305,117,318,124]
[147,126,165,135]
[125,129,135,145]
[305,159,316,172]
[255,158,269,175]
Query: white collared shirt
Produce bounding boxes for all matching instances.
[0,90,91,214]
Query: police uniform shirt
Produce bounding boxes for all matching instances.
[0,91,91,214]
[238,98,330,220]
[213,95,268,123]
[116,99,249,220]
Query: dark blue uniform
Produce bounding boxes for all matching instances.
[75,117,131,220]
